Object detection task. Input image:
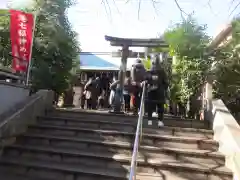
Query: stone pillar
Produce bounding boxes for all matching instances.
[112,45,129,113]
[118,45,129,90]
[205,81,213,108]
[204,75,214,126]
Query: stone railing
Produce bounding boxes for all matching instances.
[211,99,240,180]
[0,90,54,150]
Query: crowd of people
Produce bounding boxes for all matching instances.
[80,55,169,126]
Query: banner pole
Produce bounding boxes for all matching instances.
[26,13,37,86]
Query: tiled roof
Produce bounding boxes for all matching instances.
[79,53,139,70]
[80,53,119,70]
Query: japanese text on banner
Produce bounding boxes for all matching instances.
[10,10,34,72]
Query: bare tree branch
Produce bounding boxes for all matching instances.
[138,0,142,19]
[151,0,163,17]
[125,0,130,4]
[109,0,188,20]
[105,0,112,19]
[228,0,236,13]
[173,0,188,19]
[112,0,121,15]
[206,0,217,17]
[229,1,240,17]
[101,0,112,22]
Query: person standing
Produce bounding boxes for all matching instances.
[123,71,132,113]
[84,74,99,110]
[131,59,146,115]
[109,76,120,109]
[84,76,93,109]
[100,73,109,108]
[92,76,101,109]
[79,82,86,109]
[146,55,168,127]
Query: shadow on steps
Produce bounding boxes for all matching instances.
[0,110,232,180]
[0,117,130,179]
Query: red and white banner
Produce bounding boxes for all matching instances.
[10,10,34,72]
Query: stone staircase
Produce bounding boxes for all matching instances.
[0,110,233,180]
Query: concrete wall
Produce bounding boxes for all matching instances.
[0,81,29,115]
[209,24,232,49]
[0,90,54,149]
[211,99,240,180]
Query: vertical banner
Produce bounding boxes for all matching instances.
[10,10,34,72]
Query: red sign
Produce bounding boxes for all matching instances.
[10,10,34,72]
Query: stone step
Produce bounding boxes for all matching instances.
[144,127,213,139]
[39,115,213,134]
[0,156,232,180]
[50,109,195,122]
[46,113,193,124]
[49,109,210,129]
[0,168,231,180]
[26,125,217,151]
[37,116,135,132]
[0,157,126,180]
[14,133,223,164]
[28,125,134,142]
[39,115,207,131]
[4,143,225,168]
[0,170,49,180]
[16,131,221,157]
[0,169,179,180]
[30,123,213,139]
[17,134,219,159]
[48,110,139,123]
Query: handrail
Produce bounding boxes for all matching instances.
[0,94,41,129]
[129,81,146,180]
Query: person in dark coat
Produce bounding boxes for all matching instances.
[84,77,94,109]
[84,75,99,110]
[131,59,146,115]
[123,71,132,112]
[131,59,146,83]
[146,55,168,127]
[100,73,110,108]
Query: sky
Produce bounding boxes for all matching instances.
[1,0,240,52]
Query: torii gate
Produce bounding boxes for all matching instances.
[105,35,169,113]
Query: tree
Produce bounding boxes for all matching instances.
[0,9,12,67]
[27,0,80,94]
[164,16,211,104]
[212,18,240,106]
[143,57,151,70]
[207,19,240,118]
[0,1,80,94]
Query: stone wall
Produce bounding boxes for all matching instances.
[0,90,54,150]
[0,81,29,115]
[211,99,240,180]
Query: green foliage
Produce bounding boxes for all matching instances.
[28,0,80,93]
[212,18,240,104]
[0,10,12,67]
[0,1,80,94]
[143,57,151,70]
[164,16,211,103]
